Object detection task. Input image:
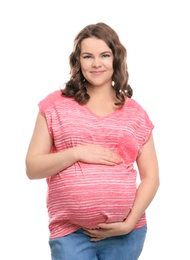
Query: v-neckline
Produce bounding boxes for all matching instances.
[82,102,124,119]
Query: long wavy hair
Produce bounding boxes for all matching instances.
[61,22,133,106]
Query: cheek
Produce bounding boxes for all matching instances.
[80,67,88,78]
[103,60,113,69]
[80,61,90,72]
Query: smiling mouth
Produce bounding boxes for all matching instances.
[91,71,105,75]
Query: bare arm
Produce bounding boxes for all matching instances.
[25,112,122,180]
[123,133,160,229]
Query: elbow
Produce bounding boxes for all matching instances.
[157,177,160,189]
[25,166,36,180]
[25,158,38,180]
[155,175,160,192]
[153,167,160,191]
[25,157,46,180]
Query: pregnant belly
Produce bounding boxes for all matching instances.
[47,163,136,228]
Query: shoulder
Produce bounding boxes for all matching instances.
[41,90,63,103]
[38,90,69,112]
[124,98,149,117]
[125,98,154,145]
[125,97,153,126]
[125,98,146,111]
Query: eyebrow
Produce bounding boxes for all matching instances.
[81,51,112,55]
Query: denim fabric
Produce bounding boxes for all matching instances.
[49,226,147,260]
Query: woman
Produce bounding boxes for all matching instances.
[25,22,159,260]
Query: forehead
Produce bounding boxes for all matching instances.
[80,37,112,53]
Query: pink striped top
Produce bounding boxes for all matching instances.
[39,90,154,239]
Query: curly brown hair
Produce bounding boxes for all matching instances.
[61,22,133,106]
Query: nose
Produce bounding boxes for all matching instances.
[92,57,101,68]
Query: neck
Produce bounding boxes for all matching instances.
[86,84,115,99]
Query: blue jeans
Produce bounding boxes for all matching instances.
[49,226,147,260]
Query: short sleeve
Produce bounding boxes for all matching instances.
[135,104,154,155]
[38,90,62,137]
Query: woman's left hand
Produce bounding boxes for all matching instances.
[83,221,132,241]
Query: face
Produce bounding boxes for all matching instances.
[80,37,114,88]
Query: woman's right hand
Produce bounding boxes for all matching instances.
[74,144,123,165]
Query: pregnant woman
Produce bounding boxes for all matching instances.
[25,22,159,260]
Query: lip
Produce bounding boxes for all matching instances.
[91,71,105,76]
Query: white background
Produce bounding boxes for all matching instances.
[0,0,189,259]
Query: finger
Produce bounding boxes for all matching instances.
[98,223,113,229]
[91,239,99,242]
[99,159,118,165]
[83,230,98,237]
[101,155,122,164]
[90,237,105,242]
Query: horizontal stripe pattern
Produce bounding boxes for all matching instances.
[39,90,154,238]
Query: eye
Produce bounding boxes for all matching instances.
[102,53,111,58]
[83,55,92,59]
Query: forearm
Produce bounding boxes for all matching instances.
[125,176,160,229]
[26,143,122,180]
[26,147,78,180]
